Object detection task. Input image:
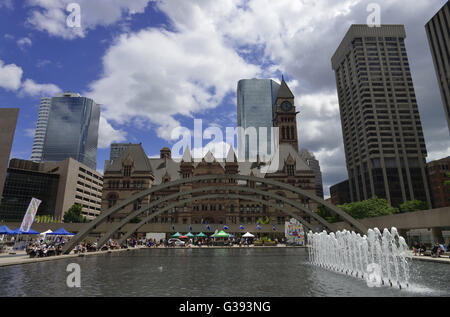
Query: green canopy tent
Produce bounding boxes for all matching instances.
[171,232,182,238]
[196,232,207,238]
[186,232,195,238]
[215,230,230,238]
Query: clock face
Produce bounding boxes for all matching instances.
[281,101,293,112]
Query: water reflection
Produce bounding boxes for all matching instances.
[0,248,448,297]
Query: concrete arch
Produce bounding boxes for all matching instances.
[116,193,316,246]
[62,174,367,254]
[96,185,327,249]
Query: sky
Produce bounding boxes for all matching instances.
[0,0,449,198]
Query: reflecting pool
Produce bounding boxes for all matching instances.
[0,248,448,296]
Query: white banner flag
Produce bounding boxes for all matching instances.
[19,198,42,232]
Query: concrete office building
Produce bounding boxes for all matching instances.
[425,2,450,133]
[237,79,281,159]
[331,25,431,207]
[42,158,104,220]
[0,108,19,199]
[31,97,52,162]
[41,92,100,170]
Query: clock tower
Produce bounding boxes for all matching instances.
[273,76,299,151]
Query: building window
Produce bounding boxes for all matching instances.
[123,165,132,177]
[287,165,295,176]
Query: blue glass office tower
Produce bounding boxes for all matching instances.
[41,92,100,170]
[237,79,280,159]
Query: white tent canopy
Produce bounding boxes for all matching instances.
[242,232,255,238]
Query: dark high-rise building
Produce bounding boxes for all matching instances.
[0,108,19,199]
[330,180,351,206]
[41,92,100,170]
[425,2,450,133]
[331,25,431,207]
[427,156,450,208]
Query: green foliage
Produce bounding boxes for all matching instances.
[63,204,87,223]
[399,200,428,213]
[256,216,270,225]
[317,206,340,223]
[130,216,143,224]
[337,197,398,219]
[444,172,450,187]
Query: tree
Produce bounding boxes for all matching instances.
[399,200,428,213]
[337,197,398,219]
[63,204,87,223]
[317,206,340,223]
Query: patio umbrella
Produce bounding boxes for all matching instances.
[47,228,74,235]
[196,232,207,238]
[0,225,14,235]
[242,232,255,238]
[179,235,189,239]
[186,232,195,238]
[215,230,229,238]
[171,232,182,238]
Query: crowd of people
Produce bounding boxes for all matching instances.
[25,237,68,258]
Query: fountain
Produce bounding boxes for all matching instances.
[307,227,412,289]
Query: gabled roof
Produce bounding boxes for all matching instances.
[263,144,312,173]
[276,76,294,100]
[181,146,192,163]
[107,144,153,173]
[225,147,238,163]
[203,150,216,163]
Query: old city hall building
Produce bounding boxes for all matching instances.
[100,79,319,229]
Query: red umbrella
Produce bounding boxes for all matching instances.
[179,235,189,239]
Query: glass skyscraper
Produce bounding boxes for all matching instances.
[237,79,280,159]
[41,92,100,170]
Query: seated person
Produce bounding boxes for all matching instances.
[419,243,426,255]
[412,241,419,255]
[431,242,443,258]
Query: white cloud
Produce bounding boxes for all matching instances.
[20,79,62,97]
[24,128,35,138]
[0,60,23,91]
[98,116,128,149]
[17,37,32,50]
[87,25,259,140]
[26,0,154,39]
